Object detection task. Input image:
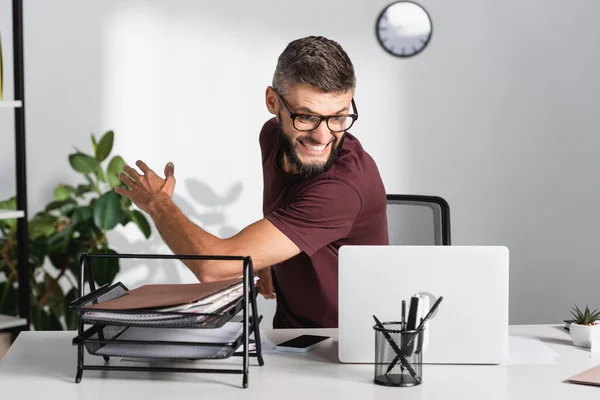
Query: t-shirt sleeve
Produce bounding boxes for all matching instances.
[265,179,362,256]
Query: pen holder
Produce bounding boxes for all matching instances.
[373,322,424,387]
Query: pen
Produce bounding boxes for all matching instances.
[415,296,443,332]
[401,300,406,331]
[401,300,407,375]
[373,315,417,379]
[385,297,445,373]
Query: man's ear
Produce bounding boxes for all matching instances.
[265,86,278,116]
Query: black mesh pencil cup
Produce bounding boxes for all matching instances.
[373,322,424,387]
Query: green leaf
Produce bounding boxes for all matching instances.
[95,165,106,183]
[93,191,121,230]
[120,193,132,208]
[571,304,600,325]
[48,251,68,272]
[107,155,127,188]
[60,201,78,217]
[28,213,58,239]
[0,196,18,232]
[28,237,48,268]
[72,206,93,227]
[92,248,120,286]
[44,273,65,317]
[131,210,151,239]
[31,303,63,331]
[0,281,18,316]
[47,224,74,246]
[45,198,77,212]
[0,196,17,211]
[64,288,79,330]
[95,130,114,162]
[91,133,98,154]
[75,184,93,197]
[53,184,76,201]
[120,209,133,226]
[69,153,99,174]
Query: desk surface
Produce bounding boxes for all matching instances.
[0,325,599,399]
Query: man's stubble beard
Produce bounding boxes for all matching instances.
[276,121,345,180]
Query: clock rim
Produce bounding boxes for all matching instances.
[375,0,433,58]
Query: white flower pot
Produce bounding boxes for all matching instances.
[570,322,600,348]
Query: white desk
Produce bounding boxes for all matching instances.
[0,325,598,399]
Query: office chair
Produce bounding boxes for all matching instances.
[386,194,451,245]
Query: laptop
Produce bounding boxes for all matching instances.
[338,245,509,364]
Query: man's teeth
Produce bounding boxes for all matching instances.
[300,141,327,151]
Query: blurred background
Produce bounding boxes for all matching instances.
[1,0,599,331]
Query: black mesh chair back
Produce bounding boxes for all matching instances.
[386,195,451,245]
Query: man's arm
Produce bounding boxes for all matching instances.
[147,197,300,282]
[115,160,300,282]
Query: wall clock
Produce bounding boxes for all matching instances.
[376,1,432,58]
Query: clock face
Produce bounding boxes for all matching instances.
[376,1,432,58]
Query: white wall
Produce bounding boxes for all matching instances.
[1,0,599,326]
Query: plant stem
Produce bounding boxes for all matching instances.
[85,174,101,195]
[1,238,18,280]
[38,259,69,307]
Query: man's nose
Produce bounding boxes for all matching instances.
[310,120,333,144]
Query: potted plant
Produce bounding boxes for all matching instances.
[0,130,151,335]
[569,305,600,348]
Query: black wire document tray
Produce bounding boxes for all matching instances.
[70,253,264,388]
[70,282,244,329]
[73,321,256,360]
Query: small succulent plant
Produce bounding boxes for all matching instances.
[570,305,600,326]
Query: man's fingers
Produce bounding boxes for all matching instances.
[119,171,135,185]
[114,186,131,196]
[164,162,175,178]
[136,160,152,174]
[123,165,141,181]
[163,175,176,195]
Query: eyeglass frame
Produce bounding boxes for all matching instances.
[273,88,359,132]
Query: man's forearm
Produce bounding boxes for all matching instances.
[147,196,241,281]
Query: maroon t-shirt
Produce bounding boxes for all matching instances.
[260,117,388,328]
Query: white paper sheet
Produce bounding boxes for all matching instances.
[506,336,558,365]
[94,323,275,359]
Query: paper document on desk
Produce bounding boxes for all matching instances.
[82,287,244,325]
[95,323,275,358]
[506,336,558,365]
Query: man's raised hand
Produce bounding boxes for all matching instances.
[115,160,176,214]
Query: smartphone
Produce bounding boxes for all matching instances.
[274,335,331,353]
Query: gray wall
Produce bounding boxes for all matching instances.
[1,0,599,326]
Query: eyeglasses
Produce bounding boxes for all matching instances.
[274,89,358,132]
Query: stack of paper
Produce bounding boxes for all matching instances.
[81,277,255,325]
[85,277,244,311]
[96,323,244,358]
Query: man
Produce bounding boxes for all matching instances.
[115,36,388,328]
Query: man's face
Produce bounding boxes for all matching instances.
[271,85,354,179]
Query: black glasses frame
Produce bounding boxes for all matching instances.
[274,88,359,132]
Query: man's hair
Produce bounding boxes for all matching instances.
[272,36,356,96]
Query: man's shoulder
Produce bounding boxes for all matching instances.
[259,117,278,140]
[259,117,278,156]
[334,133,380,178]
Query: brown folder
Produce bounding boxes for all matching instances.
[84,277,243,310]
[568,364,600,387]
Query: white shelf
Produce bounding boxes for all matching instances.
[0,314,27,330]
[0,101,23,108]
[0,210,25,220]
